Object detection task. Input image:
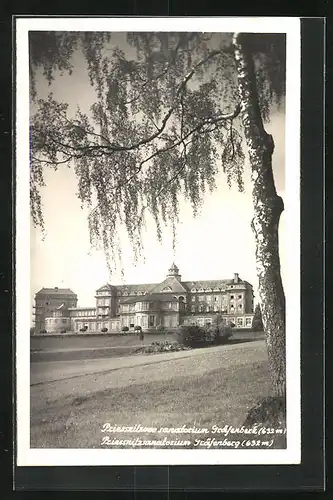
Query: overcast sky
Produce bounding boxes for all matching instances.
[29,33,286,315]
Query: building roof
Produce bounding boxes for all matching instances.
[97,274,250,297]
[182,279,245,291]
[167,262,180,275]
[103,283,157,295]
[35,287,77,296]
[150,276,187,294]
[95,284,117,292]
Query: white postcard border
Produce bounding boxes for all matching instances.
[15,16,301,466]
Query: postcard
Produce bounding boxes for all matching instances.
[15,16,301,466]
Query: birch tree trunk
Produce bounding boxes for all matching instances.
[233,33,286,398]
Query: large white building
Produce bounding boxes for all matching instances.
[42,264,254,333]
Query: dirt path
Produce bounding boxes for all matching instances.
[30,340,267,412]
[31,339,264,385]
[30,339,273,449]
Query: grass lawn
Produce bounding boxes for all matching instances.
[30,340,286,449]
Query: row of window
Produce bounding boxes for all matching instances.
[238,317,253,327]
[187,317,253,327]
[190,304,243,313]
[96,298,111,306]
[76,321,109,331]
[46,318,69,324]
[191,294,243,302]
[71,310,95,317]
[38,300,76,306]
[121,302,175,313]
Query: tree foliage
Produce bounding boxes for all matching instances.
[30,32,285,273]
[252,303,264,331]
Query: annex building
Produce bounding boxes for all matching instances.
[36,264,254,334]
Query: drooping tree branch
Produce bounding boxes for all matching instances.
[30,31,284,277]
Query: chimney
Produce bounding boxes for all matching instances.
[233,273,239,284]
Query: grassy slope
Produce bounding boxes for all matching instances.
[30,341,284,449]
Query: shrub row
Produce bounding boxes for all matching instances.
[176,323,233,348]
[136,340,191,355]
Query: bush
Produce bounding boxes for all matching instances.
[177,320,233,348]
[122,326,129,332]
[40,329,47,334]
[210,324,233,344]
[137,340,191,355]
[134,325,142,332]
[60,329,66,334]
[101,327,108,333]
[79,326,88,332]
[177,325,212,347]
[157,325,166,332]
[252,304,264,331]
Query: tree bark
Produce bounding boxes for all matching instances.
[233,33,286,397]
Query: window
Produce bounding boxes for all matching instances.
[199,295,204,301]
[149,315,155,327]
[214,295,219,302]
[62,318,67,324]
[192,296,196,302]
[239,304,243,309]
[214,305,219,312]
[246,317,252,327]
[191,306,195,313]
[230,295,234,299]
[206,295,212,302]
[237,317,244,327]
[238,295,242,299]
[206,306,210,312]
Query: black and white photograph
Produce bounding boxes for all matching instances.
[15,17,301,466]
